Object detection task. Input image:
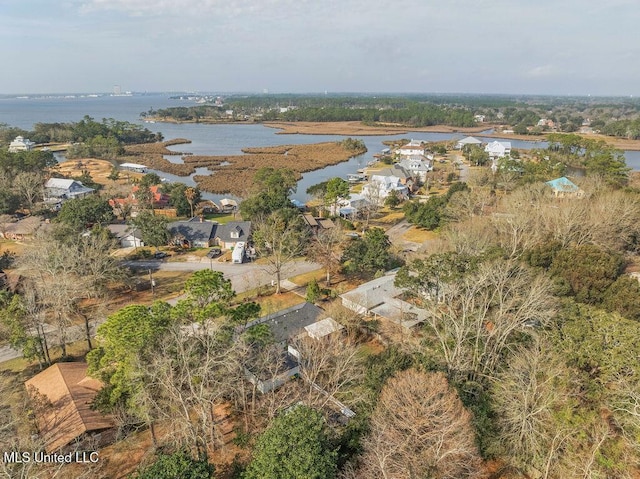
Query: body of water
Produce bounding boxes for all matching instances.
[2,94,639,202]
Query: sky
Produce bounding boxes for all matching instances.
[2,0,639,96]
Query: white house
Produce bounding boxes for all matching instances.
[361,175,409,204]
[119,162,147,173]
[484,140,511,159]
[107,224,144,248]
[397,139,426,157]
[398,156,432,182]
[9,136,35,152]
[456,136,483,150]
[44,178,95,202]
[335,194,370,217]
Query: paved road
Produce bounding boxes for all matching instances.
[0,258,321,364]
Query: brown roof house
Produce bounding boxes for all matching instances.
[25,362,115,453]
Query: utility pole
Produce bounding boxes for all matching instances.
[149,269,155,297]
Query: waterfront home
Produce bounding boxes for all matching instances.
[302,214,335,235]
[219,198,238,213]
[25,362,115,453]
[456,136,483,150]
[361,175,409,204]
[196,199,220,214]
[119,162,148,173]
[8,135,35,152]
[335,194,370,217]
[484,140,512,159]
[545,177,585,198]
[397,139,427,157]
[398,156,432,183]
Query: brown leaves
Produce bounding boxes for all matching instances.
[355,369,485,479]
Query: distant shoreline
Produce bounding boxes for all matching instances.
[143,118,640,150]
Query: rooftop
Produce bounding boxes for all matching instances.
[25,362,114,453]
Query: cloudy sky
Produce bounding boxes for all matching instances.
[2,0,639,95]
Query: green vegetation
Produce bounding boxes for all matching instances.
[243,405,337,479]
[239,167,297,221]
[56,195,115,231]
[341,227,394,278]
[403,182,469,230]
[132,450,214,479]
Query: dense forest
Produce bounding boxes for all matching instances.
[0,116,162,148]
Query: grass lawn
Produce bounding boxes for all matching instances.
[132,270,188,303]
[255,292,307,315]
[288,268,326,287]
[402,226,439,243]
[0,239,27,256]
[203,213,236,224]
[376,211,405,224]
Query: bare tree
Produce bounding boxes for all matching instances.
[292,334,365,410]
[445,188,495,222]
[12,171,44,211]
[492,341,571,475]
[420,259,556,382]
[252,212,309,294]
[307,223,346,286]
[361,179,383,229]
[138,321,245,458]
[16,230,124,353]
[354,369,484,479]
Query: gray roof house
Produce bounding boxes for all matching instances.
[214,221,252,249]
[167,218,252,249]
[398,156,432,182]
[107,224,144,248]
[168,218,217,248]
[44,178,95,204]
[243,302,324,344]
[341,270,428,330]
[241,302,324,393]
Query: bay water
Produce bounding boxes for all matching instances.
[2,94,638,202]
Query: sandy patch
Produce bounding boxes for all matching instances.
[51,158,118,185]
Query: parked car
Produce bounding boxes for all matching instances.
[154,251,168,259]
[206,247,222,258]
[345,232,360,239]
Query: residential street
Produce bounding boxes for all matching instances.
[125,257,321,294]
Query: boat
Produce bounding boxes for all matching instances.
[347,173,367,183]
